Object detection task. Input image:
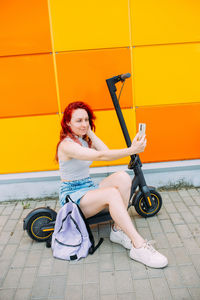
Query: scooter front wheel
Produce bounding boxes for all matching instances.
[133,188,162,218]
[26,212,56,242]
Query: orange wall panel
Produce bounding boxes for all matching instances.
[0,0,51,56]
[0,115,60,174]
[56,48,133,112]
[50,0,130,51]
[136,104,200,163]
[130,0,200,46]
[92,108,135,167]
[0,54,58,118]
[132,43,200,107]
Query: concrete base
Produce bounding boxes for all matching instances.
[0,159,200,202]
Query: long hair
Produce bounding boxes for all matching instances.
[55,101,96,161]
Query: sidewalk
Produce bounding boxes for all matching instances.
[0,188,200,300]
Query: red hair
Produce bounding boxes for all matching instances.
[55,101,96,161]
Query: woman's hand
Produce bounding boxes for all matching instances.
[86,125,93,139]
[130,133,147,154]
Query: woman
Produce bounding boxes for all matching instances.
[56,101,168,268]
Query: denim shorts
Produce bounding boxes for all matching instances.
[59,177,99,206]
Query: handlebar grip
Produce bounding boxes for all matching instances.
[120,73,131,81]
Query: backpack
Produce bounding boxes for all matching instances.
[51,197,103,261]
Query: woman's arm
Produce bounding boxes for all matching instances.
[59,133,146,161]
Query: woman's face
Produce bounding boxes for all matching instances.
[68,109,89,137]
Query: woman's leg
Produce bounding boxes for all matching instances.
[99,171,132,209]
[79,186,144,248]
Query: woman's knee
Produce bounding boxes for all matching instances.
[106,187,124,205]
[114,171,132,189]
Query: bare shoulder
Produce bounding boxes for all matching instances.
[58,139,76,160]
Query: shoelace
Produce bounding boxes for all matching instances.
[143,240,157,253]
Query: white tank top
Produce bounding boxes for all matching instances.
[58,137,93,181]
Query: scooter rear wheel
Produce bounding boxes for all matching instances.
[26,212,55,242]
[134,188,162,218]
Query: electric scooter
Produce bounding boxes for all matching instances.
[23,73,162,243]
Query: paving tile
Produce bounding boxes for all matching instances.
[0,215,8,227]
[178,189,191,197]
[31,276,51,298]
[83,283,99,300]
[147,267,164,278]
[134,279,154,300]
[84,263,99,284]
[179,265,200,287]
[10,208,23,220]
[166,232,183,248]
[11,250,28,268]
[164,202,177,214]
[169,213,185,225]
[193,195,200,206]
[0,288,16,300]
[182,196,196,206]
[0,231,10,245]
[2,205,15,216]
[148,220,163,234]
[175,224,193,239]
[164,267,183,288]
[3,219,18,232]
[157,208,169,220]
[170,288,191,300]
[100,272,115,295]
[150,277,172,300]
[0,259,11,283]
[1,243,18,260]
[188,287,200,300]
[183,238,200,255]
[99,253,114,271]
[50,258,68,275]
[67,264,83,285]
[152,232,170,249]
[189,206,200,217]
[181,211,197,224]
[14,288,31,300]
[188,189,199,196]
[169,191,182,202]
[2,268,22,288]
[115,270,134,294]
[137,227,152,241]
[172,247,192,266]
[48,275,66,298]
[174,202,188,212]
[117,293,136,300]
[25,250,43,267]
[135,218,148,228]
[100,295,116,300]
[18,267,37,289]
[65,284,83,300]
[190,255,200,278]
[99,238,113,253]
[160,219,176,233]
[130,261,148,280]
[113,252,130,271]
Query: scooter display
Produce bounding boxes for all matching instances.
[23,73,162,243]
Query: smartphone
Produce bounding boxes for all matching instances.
[139,123,146,137]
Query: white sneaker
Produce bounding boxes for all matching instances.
[129,240,168,268]
[110,226,132,250]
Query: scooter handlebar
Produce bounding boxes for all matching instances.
[120,73,131,81]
